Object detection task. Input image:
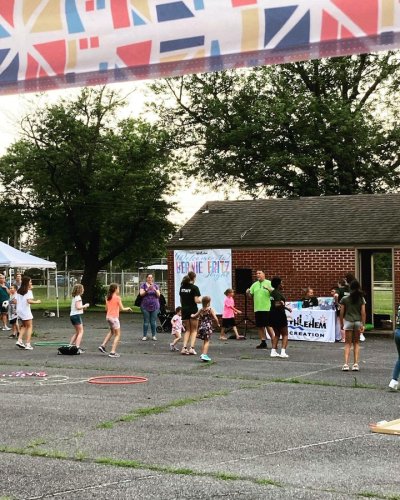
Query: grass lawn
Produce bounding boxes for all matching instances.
[373,289,393,316]
[30,286,140,313]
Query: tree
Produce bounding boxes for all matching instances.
[0,87,176,303]
[150,53,400,197]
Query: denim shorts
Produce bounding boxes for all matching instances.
[343,320,363,332]
[70,314,83,326]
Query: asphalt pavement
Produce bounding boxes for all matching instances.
[0,311,399,500]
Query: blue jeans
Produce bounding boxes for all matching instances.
[141,308,159,337]
[392,329,400,381]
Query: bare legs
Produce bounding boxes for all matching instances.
[271,326,289,357]
[18,319,33,346]
[202,338,210,355]
[343,330,360,367]
[100,328,120,354]
[182,318,199,350]
[70,324,84,348]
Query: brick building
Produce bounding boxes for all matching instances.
[167,194,400,327]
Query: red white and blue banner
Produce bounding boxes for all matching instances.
[0,0,399,95]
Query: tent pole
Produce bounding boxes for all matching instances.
[55,265,60,318]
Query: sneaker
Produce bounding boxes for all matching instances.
[200,353,211,362]
[169,343,175,351]
[188,347,197,355]
[352,363,359,371]
[342,364,349,371]
[108,352,120,358]
[270,350,279,358]
[181,347,189,355]
[25,344,33,350]
[16,340,25,349]
[98,345,107,353]
[389,379,399,391]
[152,336,157,341]
[360,334,366,342]
[280,352,289,359]
[77,348,85,354]
[142,336,147,341]
[2,325,11,331]
[8,333,16,338]
[256,341,268,350]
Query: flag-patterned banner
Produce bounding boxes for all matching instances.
[0,0,399,95]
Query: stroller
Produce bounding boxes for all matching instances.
[156,294,174,333]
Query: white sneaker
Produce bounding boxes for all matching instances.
[389,379,399,391]
[152,336,157,341]
[360,333,366,342]
[142,337,147,341]
[280,352,289,358]
[270,350,279,358]
[2,325,11,331]
[16,340,26,349]
[25,344,33,350]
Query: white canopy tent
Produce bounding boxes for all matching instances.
[139,264,168,286]
[0,241,59,317]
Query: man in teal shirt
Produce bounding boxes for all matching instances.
[248,270,274,349]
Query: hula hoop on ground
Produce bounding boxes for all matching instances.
[33,341,70,346]
[88,375,148,385]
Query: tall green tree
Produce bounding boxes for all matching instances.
[0,87,176,303]
[151,53,400,197]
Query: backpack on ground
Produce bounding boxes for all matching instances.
[57,345,80,355]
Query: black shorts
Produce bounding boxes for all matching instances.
[255,311,270,327]
[182,309,198,321]
[0,306,7,314]
[10,318,17,325]
[222,318,236,328]
[268,312,288,329]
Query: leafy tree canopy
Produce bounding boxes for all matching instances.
[0,87,177,303]
[150,52,400,198]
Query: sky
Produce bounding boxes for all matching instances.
[0,81,233,227]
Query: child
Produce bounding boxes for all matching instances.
[170,306,184,351]
[339,280,366,372]
[98,283,132,358]
[8,284,19,339]
[69,284,89,353]
[16,276,41,350]
[220,289,244,340]
[191,296,219,362]
[269,277,291,358]
[330,286,343,342]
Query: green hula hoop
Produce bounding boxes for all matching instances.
[33,341,70,346]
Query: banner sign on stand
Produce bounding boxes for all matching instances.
[174,249,232,315]
[0,1,399,95]
[286,308,336,342]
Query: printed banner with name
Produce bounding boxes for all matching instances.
[174,249,232,315]
[286,308,336,342]
[0,1,399,95]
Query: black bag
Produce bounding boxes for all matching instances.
[134,294,142,307]
[57,345,80,355]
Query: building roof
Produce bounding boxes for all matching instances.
[168,194,400,249]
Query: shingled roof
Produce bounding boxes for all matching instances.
[168,194,400,249]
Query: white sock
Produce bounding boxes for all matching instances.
[271,349,277,355]
[281,349,286,355]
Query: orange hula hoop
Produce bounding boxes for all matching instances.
[88,375,148,385]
